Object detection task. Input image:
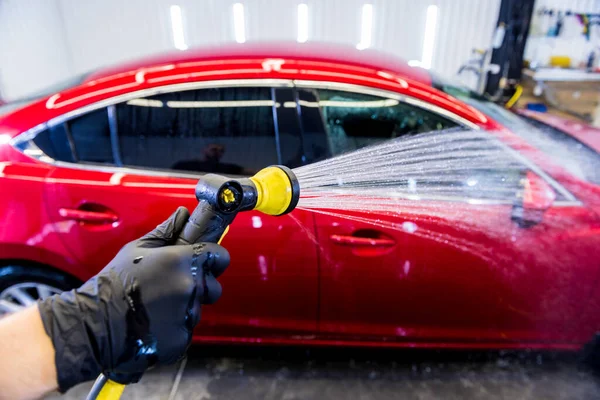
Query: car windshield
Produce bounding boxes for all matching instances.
[0,72,90,117]
[432,75,600,185]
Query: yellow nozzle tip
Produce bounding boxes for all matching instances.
[96,380,125,400]
[250,166,299,216]
[220,188,236,204]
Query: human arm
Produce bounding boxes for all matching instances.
[0,305,58,400]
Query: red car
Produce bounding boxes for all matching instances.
[1,43,600,352]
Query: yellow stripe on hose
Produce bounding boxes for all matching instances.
[218,225,230,244]
[505,84,523,109]
[96,380,125,400]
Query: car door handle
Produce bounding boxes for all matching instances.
[59,208,119,224]
[330,235,396,247]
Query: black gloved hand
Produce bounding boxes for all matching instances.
[38,207,230,392]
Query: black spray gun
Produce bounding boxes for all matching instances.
[175,165,299,245]
[88,165,300,400]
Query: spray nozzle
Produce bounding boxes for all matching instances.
[195,165,299,216]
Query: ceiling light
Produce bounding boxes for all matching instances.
[233,3,246,43]
[356,4,373,50]
[0,134,11,145]
[170,5,187,51]
[420,5,438,69]
[166,100,275,108]
[127,99,164,107]
[297,4,308,43]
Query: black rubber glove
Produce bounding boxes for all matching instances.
[38,207,230,392]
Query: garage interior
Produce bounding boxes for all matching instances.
[1,0,600,399]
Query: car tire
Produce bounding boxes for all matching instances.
[0,264,80,317]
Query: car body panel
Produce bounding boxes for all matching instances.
[516,109,600,153]
[513,109,600,214]
[316,202,600,346]
[0,161,84,280]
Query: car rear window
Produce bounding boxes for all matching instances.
[69,108,114,164]
[32,123,75,163]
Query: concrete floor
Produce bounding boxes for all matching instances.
[46,346,600,400]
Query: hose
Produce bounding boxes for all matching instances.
[85,375,125,400]
[505,84,523,108]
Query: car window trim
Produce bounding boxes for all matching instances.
[62,121,79,162]
[107,105,123,167]
[293,87,331,163]
[269,87,283,165]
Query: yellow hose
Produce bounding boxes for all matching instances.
[95,380,125,400]
[505,84,523,109]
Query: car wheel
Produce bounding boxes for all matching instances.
[0,265,79,318]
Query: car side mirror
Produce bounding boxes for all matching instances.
[511,171,556,228]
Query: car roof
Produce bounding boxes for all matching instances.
[85,41,432,86]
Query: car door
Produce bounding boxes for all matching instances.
[36,83,319,338]
[296,83,600,345]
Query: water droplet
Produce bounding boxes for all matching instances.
[402,221,418,233]
[408,178,417,192]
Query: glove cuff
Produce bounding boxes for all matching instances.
[38,288,104,392]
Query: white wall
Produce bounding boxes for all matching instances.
[0,0,501,100]
[0,0,73,100]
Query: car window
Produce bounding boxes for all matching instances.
[116,87,278,176]
[313,88,458,156]
[31,108,113,165]
[32,123,75,163]
[69,108,114,164]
